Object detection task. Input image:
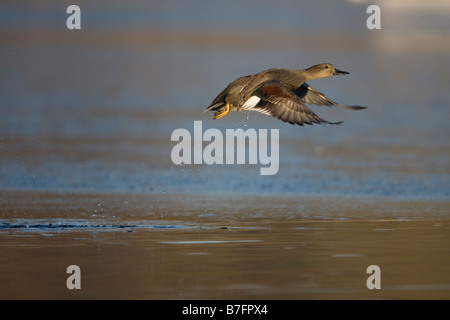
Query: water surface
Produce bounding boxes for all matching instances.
[0,1,449,299]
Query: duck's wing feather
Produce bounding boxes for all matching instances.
[241,80,342,126]
[294,83,366,110]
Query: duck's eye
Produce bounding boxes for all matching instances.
[324,66,329,69]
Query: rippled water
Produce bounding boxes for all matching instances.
[1,192,449,299]
[0,0,449,299]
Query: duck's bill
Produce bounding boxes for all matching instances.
[334,68,349,75]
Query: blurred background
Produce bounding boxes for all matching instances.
[1,0,449,199]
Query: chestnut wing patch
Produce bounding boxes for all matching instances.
[259,83,292,99]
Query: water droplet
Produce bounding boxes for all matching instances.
[244,111,250,127]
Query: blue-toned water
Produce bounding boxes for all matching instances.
[1,4,449,200]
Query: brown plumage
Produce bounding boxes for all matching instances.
[205,63,366,126]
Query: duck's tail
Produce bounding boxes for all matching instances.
[201,102,224,114]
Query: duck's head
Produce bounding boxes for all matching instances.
[306,63,349,79]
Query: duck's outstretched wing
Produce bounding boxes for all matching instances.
[241,80,342,126]
[294,83,366,110]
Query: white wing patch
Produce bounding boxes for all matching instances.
[241,96,261,110]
